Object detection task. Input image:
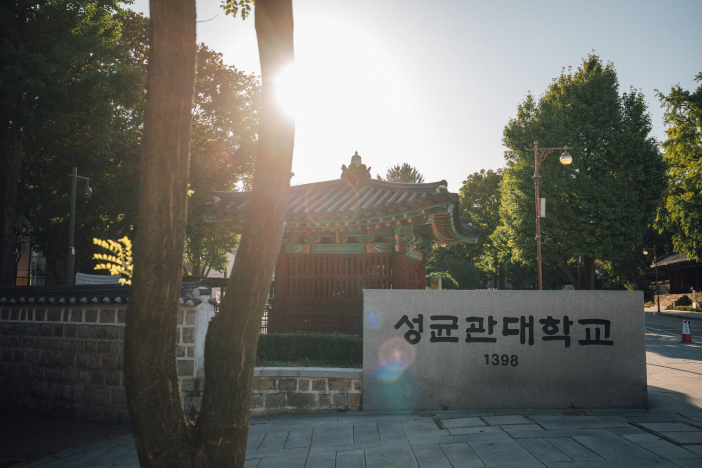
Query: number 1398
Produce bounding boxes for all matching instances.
[484,354,518,366]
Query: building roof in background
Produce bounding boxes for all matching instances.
[201,178,479,244]
[653,252,698,267]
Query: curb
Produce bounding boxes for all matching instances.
[644,311,702,322]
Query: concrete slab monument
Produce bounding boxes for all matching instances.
[362,290,646,411]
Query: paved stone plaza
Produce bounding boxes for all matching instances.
[4,313,702,468]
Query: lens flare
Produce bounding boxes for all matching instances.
[365,308,381,329]
[373,337,416,381]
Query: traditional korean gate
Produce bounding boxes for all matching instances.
[272,253,393,336]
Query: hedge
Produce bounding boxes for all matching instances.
[257,334,362,365]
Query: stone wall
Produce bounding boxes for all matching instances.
[0,302,206,419]
[1,293,364,420]
[181,368,362,418]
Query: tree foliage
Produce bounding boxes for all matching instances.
[0,0,134,284]
[185,43,260,277]
[500,54,666,289]
[377,163,425,183]
[656,73,702,260]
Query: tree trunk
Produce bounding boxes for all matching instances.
[548,258,582,290]
[583,255,596,290]
[126,1,294,465]
[196,1,295,465]
[124,0,197,466]
[0,123,24,285]
[498,263,505,290]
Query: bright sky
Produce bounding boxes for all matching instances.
[129,0,702,192]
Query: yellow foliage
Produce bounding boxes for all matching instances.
[93,237,133,285]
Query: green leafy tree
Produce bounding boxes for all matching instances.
[500,54,666,289]
[459,169,506,288]
[185,43,260,277]
[656,73,702,260]
[377,162,425,183]
[0,0,133,284]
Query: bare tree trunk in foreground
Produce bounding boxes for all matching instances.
[125,0,294,466]
[124,0,197,465]
[197,0,295,464]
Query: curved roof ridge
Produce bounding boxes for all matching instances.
[361,178,449,191]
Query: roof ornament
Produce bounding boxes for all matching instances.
[341,151,371,184]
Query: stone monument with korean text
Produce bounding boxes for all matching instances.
[362,290,647,410]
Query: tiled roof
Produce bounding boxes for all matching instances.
[653,252,696,267]
[201,178,479,239]
[0,283,215,306]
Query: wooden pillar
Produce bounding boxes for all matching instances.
[272,252,288,333]
[392,253,409,290]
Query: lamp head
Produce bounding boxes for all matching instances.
[559,150,573,165]
[643,249,649,256]
[82,179,92,200]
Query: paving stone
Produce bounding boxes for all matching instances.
[377,423,407,441]
[667,458,702,468]
[311,426,354,448]
[500,424,544,433]
[400,419,444,438]
[244,459,261,468]
[544,459,681,468]
[257,431,290,452]
[545,437,603,461]
[353,423,380,445]
[659,431,702,443]
[303,450,336,468]
[573,434,659,460]
[412,444,452,468]
[517,438,571,462]
[639,422,702,432]
[685,445,702,456]
[439,443,485,468]
[447,426,504,436]
[440,417,486,429]
[482,415,532,426]
[257,453,307,468]
[622,433,700,459]
[284,427,313,449]
[245,447,310,460]
[365,441,419,468]
[510,429,606,439]
[468,439,544,467]
[606,427,647,436]
[409,430,511,447]
[335,449,366,468]
[529,415,625,430]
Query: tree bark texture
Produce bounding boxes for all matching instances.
[124,0,197,466]
[197,1,295,465]
[0,118,24,285]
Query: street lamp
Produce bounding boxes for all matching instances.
[643,246,660,313]
[528,141,573,290]
[64,167,92,285]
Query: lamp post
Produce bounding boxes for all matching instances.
[64,167,92,285]
[643,246,660,313]
[528,141,573,290]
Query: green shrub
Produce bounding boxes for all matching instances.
[666,305,702,312]
[644,301,655,308]
[257,334,362,366]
